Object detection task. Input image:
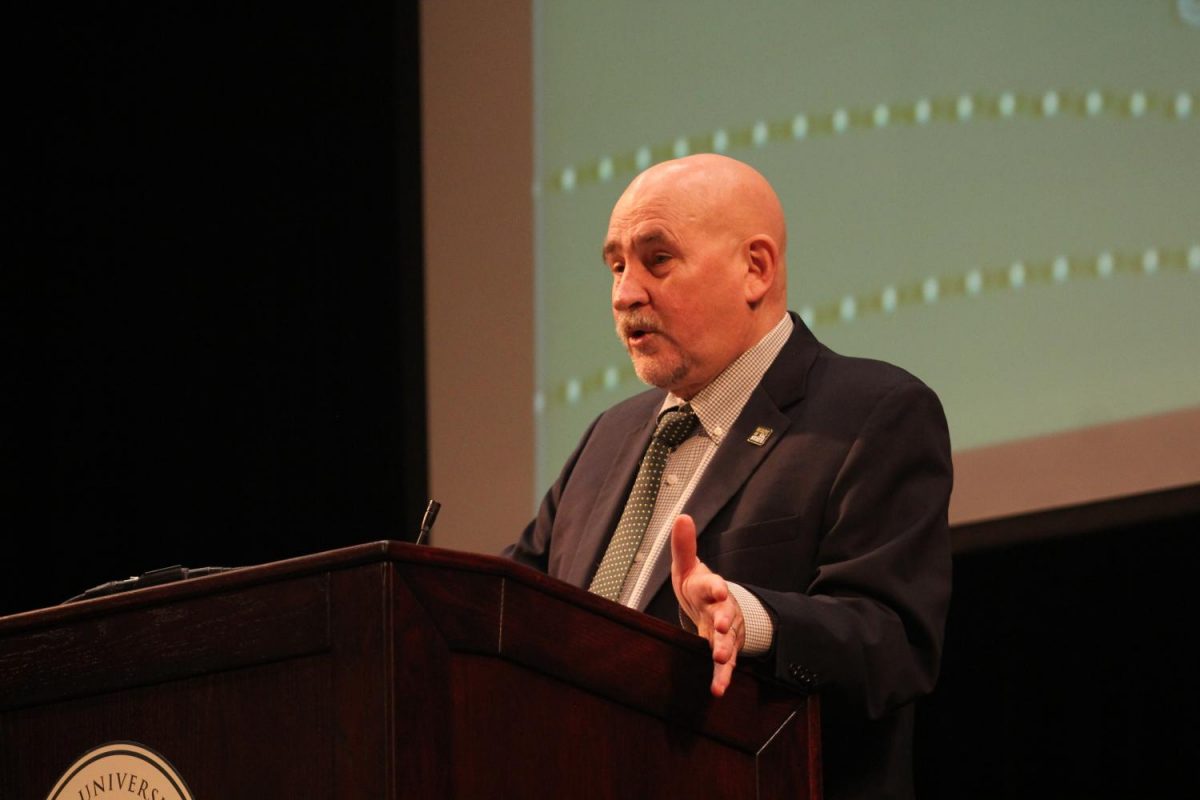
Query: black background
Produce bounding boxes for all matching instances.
[7,3,427,614]
[917,505,1200,797]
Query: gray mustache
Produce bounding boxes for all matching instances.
[616,314,661,338]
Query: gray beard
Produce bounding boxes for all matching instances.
[631,352,690,392]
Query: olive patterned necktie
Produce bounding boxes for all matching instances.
[589,404,699,601]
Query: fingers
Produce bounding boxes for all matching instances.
[710,618,739,695]
[709,610,743,664]
[711,631,735,663]
[709,594,734,633]
[712,658,736,697]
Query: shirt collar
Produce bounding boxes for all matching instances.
[661,312,793,445]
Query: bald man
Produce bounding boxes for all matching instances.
[506,155,952,800]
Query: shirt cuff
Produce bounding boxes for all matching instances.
[726,582,776,657]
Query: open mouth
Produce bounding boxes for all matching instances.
[618,316,660,347]
[627,326,659,346]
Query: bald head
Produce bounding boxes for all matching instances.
[611,154,789,305]
[604,155,790,398]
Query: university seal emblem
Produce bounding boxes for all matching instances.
[45,742,194,800]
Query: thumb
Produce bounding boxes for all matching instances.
[670,514,698,587]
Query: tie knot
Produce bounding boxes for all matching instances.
[654,404,698,448]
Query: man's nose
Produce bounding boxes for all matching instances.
[613,263,650,310]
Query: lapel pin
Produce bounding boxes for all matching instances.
[747,426,773,446]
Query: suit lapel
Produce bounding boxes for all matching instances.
[633,315,821,611]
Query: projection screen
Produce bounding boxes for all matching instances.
[424,1,1199,555]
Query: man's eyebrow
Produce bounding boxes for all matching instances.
[601,240,620,265]
[601,231,672,264]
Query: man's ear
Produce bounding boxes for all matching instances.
[743,235,780,305]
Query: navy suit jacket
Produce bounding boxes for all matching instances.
[506,314,952,800]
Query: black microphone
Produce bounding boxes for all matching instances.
[415,499,441,545]
[64,564,233,604]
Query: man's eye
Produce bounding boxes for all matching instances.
[610,262,624,275]
[652,253,671,265]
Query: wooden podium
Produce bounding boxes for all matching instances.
[0,542,820,798]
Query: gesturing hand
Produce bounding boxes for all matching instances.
[670,514,746,697]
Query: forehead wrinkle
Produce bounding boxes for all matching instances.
[604,193,683,250]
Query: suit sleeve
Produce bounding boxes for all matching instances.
[745,378,953,720]
[502,414,601,572]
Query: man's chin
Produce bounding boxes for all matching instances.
[631,356,689,392]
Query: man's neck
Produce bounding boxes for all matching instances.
[665,311,792,408]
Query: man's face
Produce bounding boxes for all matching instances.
[603,175,752,400]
